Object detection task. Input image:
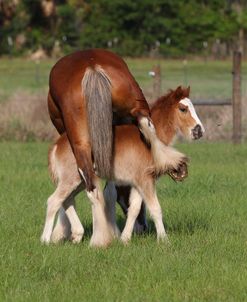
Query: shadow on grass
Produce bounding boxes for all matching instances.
[63,211,212,244]
[116,213,211,236]
[117,214,211,236]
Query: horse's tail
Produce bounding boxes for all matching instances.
[82,66,112,178]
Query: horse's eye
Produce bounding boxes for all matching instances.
[179,107,187,113]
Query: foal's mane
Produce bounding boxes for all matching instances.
[151,86,190,112]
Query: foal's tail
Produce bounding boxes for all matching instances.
[82,66,112,178]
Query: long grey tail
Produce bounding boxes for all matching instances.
[82,66,112,178]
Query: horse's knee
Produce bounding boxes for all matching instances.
[47,195,63,216]
[138,116,156,142]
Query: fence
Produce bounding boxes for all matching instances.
[150,51,243,144]
[0,54,245,142]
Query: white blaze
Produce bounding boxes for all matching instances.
[180,98,205,132]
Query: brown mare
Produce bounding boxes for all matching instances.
[41,86,204,247]
[48,49,187,194]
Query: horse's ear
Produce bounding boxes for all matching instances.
[185,86,190,97]
[173,86,184,102]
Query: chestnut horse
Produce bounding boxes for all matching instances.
[48,49,187,193]
[41,86,204,247]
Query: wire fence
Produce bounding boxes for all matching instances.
[0,55,246,142]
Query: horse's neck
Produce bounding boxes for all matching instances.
[151,106,176,145]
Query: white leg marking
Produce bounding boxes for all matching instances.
[41,189,66,244]
[87,186,114,248]
[78,168,87,184]
[121,188,143,244]
[139,117,186,172]
[51,207,71,243]
[146,193,168,241]
[65,202,84,244]
[138,116,156,143]
[139,183,168,242]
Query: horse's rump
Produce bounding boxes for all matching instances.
[82,66,112,178]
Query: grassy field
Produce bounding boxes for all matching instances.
[0,142,247,301]
[1,57,247,101]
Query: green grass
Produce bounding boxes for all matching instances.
[1,57,247,101]
[0,142,247,301]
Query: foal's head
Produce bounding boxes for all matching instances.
[151,86,204,141]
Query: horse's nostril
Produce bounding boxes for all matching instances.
[192,124,203,139]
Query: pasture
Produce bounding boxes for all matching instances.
[1,57,247,100]
[1,141,247,301]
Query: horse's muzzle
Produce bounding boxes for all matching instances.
[192,124,203,140]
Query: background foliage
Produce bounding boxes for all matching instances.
[1,0,247,57]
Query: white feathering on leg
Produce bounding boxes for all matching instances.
[139,117,186,172]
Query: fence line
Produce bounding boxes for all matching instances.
[151,51,243,143]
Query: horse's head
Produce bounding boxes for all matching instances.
[171,86,205,140]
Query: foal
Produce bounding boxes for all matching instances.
[41,86,204,247]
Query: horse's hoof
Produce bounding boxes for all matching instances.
[120,234,131,245]
[133,222,148,234]
[70,231,84,244]
[89,233,113,248]
[40,236,50,245]
[51,228,68,243]
[89,239,111,248]
[157,235,170,245]
[168,161,188,182]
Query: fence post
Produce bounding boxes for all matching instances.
[152,65,161,100]
[232,51,242,144]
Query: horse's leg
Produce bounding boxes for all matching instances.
[116,185,147,234]
[137,116,188,180]
[120,187,143,244]
[104,181,120,238]
[63,197,85,244]
[41,186,72,244]
[51,197,84,244]
[62,102,96,192]
[49,89,95,192]
[134,202,148,234]
[139,181,168,242]
[87,180,115,247]
[51,207,71,243]
[47,91,65,135]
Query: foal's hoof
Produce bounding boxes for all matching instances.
[89,239,111,248]
[168,161,188,182]
[89,233,113,248]
[70,229,84,244]
[40,236,50,245]
[120,234,131,245]
[70,231,84,244]
[133,222,148,235]
[51,228,69,244]
[51,233,65,244]
[157,235,170,245]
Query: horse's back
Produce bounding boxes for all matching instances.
[49,49,149,116]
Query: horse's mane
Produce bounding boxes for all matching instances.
[151,86,190,111]
[151,90,174,109]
